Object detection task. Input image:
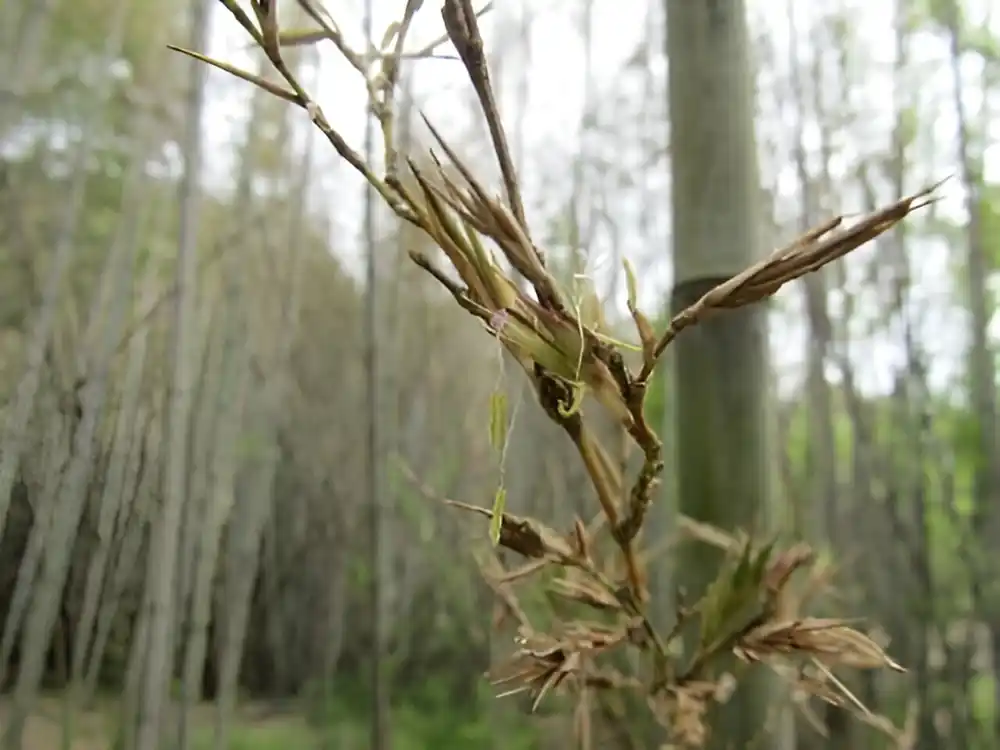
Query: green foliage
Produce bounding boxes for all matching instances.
[970,671,996,733]
[190,718,317,750]
[697,539,775,651]
[936,179,1000,283]
[5,0,183,162]
[640,312,670,420]
[488,389,509,545]
[235,429,271,462]
[915,0,952,29]
[781,394,857,487]
[964,25,1000,62]
[981,182,1000,271]
[676,352,1000,664]
[45,0,181,89]
[302,680,538,750]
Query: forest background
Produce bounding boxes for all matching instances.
[0,0,998,748]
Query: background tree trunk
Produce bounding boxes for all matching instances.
[134,0,210,746]
[665,1,780,747]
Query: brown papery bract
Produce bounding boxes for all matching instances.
[172,0,938,745]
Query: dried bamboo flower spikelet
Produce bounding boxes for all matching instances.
[171,0,942,745]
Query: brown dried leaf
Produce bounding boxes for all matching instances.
[856,710,904,741]
[763,542,815,595]
[704,182,941,310]
[740,617,905,673]
[549,573,621,612]
[561,620,631,652]
[812,624,906,672]
[531,653,578,711]
[499,558,549,583]
[583,667,642,691]
[491,628,600,713]
[641,182,943,379]
[649,683,716,747]
[793,664,850,708]
[571,516,591,562]
[472,547,531,630]
[445,499,576,559]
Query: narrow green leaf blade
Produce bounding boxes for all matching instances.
[489,391,508,453]
[489,487,507,546]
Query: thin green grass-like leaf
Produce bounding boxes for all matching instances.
[489,391,508,453]
[489,487,507,546]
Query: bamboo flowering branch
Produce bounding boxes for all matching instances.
[171,0,939,744]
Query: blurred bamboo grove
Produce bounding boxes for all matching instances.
[0,0,996,749]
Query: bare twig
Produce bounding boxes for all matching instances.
[440,0,527,232]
